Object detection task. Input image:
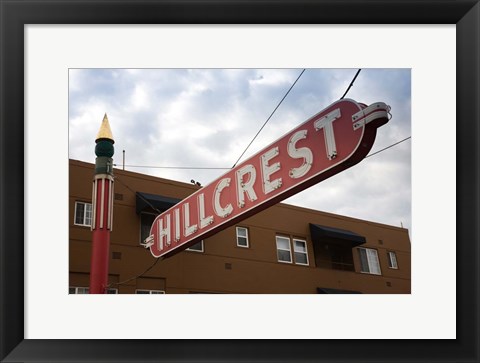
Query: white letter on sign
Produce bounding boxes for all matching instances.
[236,164,258,208]
[314,108,341,160]
[173,208,180,242]
[183,203,198,237]
[287,130,313,179]
[198,193,214,228]
[213,178,233,218]
[157,214,171,250]
[261,147,282,194]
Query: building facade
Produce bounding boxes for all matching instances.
[69,159,411,294]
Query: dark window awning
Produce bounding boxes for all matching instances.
[309,223,366,247]
[136,192,181,214]
[317,287,362,294]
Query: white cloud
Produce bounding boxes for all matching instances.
[131,84,149,109]
[69,68,411,232]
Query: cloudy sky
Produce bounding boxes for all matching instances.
[69,68,411,232]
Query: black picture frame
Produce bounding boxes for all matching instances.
[1,1,478,362]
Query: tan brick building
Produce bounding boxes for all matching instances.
[69,159,411,294]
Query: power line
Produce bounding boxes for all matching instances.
[114,164,230,170]
[113,136,411,171]
[107,257,163,288]
[340,69,361,99]
[231,68,306,168]
[115,175,163,214]
[365,136,411,158]
[115,70,363,171]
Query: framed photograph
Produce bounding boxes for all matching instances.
[1,1,478,362]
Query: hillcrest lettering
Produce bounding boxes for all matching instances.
[143,98,390,258]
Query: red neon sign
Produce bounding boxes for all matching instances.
[144,99,390,258]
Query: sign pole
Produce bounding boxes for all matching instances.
[89,114,115,294]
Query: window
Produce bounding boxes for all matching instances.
[69,287,118,294]
[69,287,89,294]
[387,251,398,269]
[140,212,157,244]
[276,236,309,265]
[186,240,204,252]
[358,248,382,275]
[276,236,292,263]
[236,227,249,248]
[74,202,92,227]
[293,239,309,265]
[135,289,165,294]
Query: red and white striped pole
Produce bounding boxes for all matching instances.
[89,114,115,294]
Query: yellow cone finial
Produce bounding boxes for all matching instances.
[96,113,114,143]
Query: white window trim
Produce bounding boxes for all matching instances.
[293,238,309,266]
[276,236,292,263]
[74,201,92,227]
[358,247,382,275]
[135,289,165,294]
[387,251,399,269]
[186,240,204,252]
[70,286,118,294]
[236,226,249,248]
[69,286,89,294]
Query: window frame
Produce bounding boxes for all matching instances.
[135,289,165,294]
[74,201,92,227]
[236,226,249,248]
[275,235,293,263]
[358,247,382,275]
[69,286,89,294]
[70,286,118,294]
[387,251,399,269]
[186,240,204,252]
[293,238,309,266]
